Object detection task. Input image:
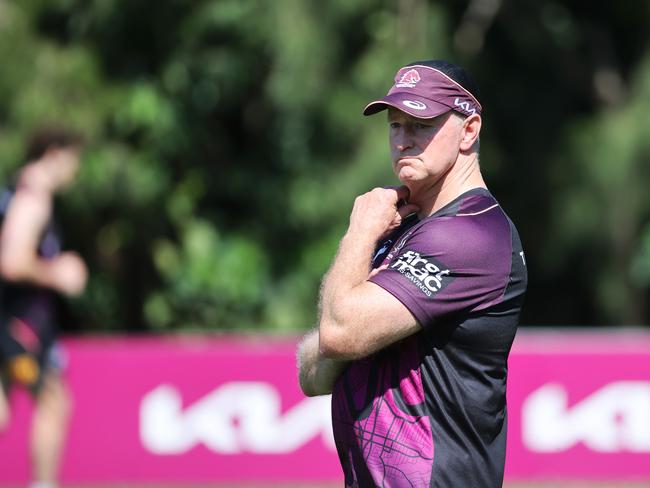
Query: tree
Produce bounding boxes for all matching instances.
[1,0,649,330]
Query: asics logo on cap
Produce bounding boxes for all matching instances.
[402,100,427,110]
[396,69,421,88]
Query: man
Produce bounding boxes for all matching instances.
[0,128,87,488]
[297,60,527,487]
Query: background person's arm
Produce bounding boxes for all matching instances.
[0,185,86,296]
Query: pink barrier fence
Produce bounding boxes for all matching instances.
[0,330,649,484]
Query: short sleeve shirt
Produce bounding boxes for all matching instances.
[0,186,62,360]
[331,188,527,488]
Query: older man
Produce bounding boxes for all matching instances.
[298,60,527,487]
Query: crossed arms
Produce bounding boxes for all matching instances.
[297,187,422,396]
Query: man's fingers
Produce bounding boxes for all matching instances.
[397,203,419,218]
[394,185,410,203]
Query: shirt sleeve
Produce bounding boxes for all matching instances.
[368,213,512,328]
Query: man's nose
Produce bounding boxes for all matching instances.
[394,130,413,151]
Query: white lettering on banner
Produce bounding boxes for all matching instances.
[522,381,650,452]
[139,383,334,455]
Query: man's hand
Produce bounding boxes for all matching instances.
[347,186,419,242]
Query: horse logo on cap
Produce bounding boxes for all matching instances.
[395,69,421,88]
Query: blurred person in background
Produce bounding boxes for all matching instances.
[298,60,527,487]
[0,128,86,488]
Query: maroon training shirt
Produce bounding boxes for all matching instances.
[331,188,527,487]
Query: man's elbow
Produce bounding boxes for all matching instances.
[319,320,366,360]
[299,378,329,397]
[297,365,334,397]
[299,383,317,397]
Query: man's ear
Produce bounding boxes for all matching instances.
[460,114,481,152]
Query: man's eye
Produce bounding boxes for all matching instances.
[389,122,401,129]
[416,122,432,129]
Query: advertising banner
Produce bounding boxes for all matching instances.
[0,331,649,484]
[506,331,650,483]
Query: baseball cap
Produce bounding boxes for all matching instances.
[363,60,482,119]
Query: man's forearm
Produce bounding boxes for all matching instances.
[317,187,417,359]
[297,329,348,396]
[320,232,375,325]
[298,232,373,395]
[1,253,82,294]
[1,256,55,288]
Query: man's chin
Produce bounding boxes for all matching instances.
[397,170,421,184]
[397,177,426,195]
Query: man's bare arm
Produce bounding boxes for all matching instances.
[0,183,86,296]
[318,187,422,360]
[297,328,348,396]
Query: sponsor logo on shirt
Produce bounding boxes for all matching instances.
[384,227,418,263]
[390,250,451,297]
[372,239,392,264]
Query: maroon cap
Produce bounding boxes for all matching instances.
[363,64,482,119]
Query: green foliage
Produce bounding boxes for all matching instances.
[549,57,650,323]
[1,0,650,330]
[146,219,270,330]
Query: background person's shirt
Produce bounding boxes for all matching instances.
[0,186,62,363]
[331,188,527,488]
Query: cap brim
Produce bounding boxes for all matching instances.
[363,92,451,119]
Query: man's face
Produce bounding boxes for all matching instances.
[47,146,82,190]
[388,108,464,190]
